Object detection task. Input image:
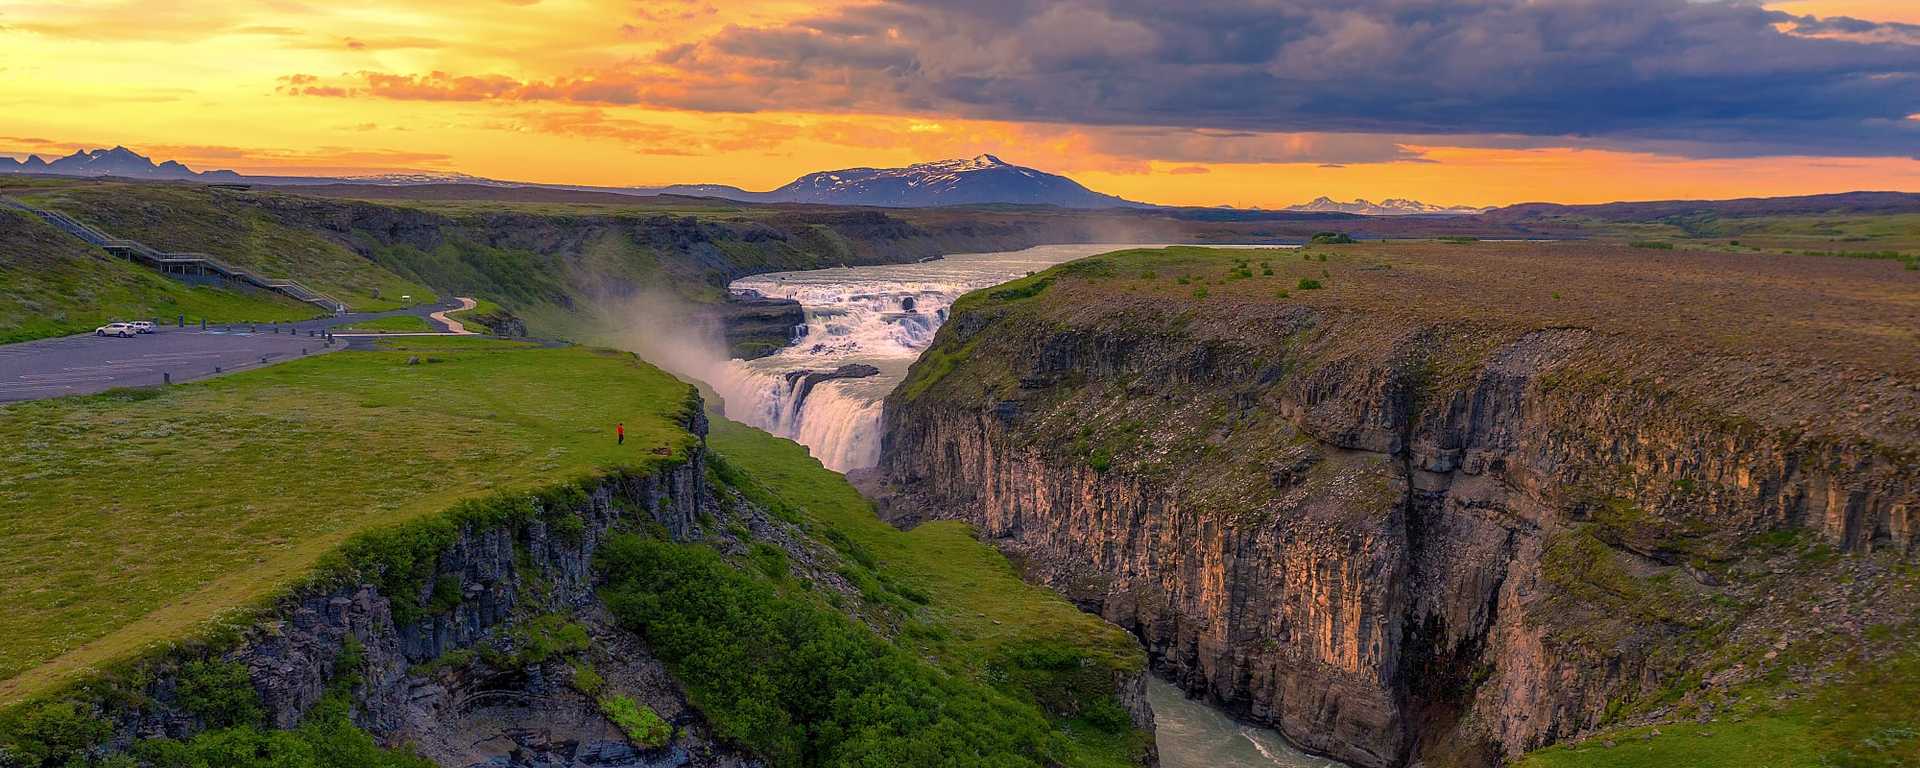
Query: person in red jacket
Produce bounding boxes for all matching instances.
[616,422,625,446]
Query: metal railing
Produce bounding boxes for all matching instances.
[5,201,346,314]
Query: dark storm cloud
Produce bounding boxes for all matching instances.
[667,0,1920,157]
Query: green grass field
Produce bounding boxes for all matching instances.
[335,314,434,333]
[0,209,318,343]
[0,338,696,703]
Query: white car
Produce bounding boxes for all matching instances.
[129,321,156,334]
[95,323,139,338]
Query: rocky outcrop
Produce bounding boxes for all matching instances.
[91,438,732,767]
[781,364,881,409]
[880,283,1918,766]
[714,293,804,359]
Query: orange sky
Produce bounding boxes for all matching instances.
[0,0,1914,207]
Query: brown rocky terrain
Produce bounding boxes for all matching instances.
[876,243,1920,766]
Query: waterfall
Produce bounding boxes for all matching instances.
[702,244,1132,473]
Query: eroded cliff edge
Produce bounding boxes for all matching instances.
[875,245,1920,767]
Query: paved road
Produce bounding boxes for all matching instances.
[0,299,474,403]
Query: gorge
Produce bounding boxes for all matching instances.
[874,244,1919,767]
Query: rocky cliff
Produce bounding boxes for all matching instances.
[878,245,1920,766]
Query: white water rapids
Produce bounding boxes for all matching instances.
[705,244,1126,472]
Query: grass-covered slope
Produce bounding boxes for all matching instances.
[0,337,696,702]
[685,417,1150,767]
[0,208,313,342]
[3,179,438,313]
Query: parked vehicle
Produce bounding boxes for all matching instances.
[129,321,155,334]
[95,323,138,338]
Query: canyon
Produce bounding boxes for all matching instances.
[874,244,1919,766]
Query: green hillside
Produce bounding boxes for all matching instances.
[0,208,314,343]
[6,181,436,313]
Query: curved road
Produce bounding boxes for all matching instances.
[0,297,479,403]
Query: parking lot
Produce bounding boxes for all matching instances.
[0,323,339,403]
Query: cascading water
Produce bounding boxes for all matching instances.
[704,244,1127,472]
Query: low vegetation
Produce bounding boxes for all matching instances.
[704,418,1149,766]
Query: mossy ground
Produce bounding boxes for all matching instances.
[0,337,697,703]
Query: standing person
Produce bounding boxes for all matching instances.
[616,422,625,446]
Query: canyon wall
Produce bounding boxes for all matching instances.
[878,251,1919,766]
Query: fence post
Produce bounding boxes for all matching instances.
[163,372,171,385]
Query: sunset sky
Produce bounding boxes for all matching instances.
[1,0,1915,207]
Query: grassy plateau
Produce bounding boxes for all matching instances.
[0,337,695,702]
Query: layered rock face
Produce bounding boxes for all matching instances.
[879,249,1918,766]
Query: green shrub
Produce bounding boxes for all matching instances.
[178,659,264,728]
[571,661,607,697]
[1275,289,1290,298]
[1138,269,1157,279]
[1192,286,1209,299]
[1087,447,1113,473]
[129,692,429,768]
[748,542,791,580]
[1309,232,1355,244]
[1297,278,1323,290]
[511,614,590,666]
[598,694,672,749]
[596,535,1069,767]
[0,701,112,767]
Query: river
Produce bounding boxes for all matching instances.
[704,243,1340,766]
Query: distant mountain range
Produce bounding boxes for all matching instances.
[1284,196,1490,216]
[0,146,246,181]
[0,148,1148,209]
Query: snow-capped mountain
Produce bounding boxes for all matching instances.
[763,155,1146,209]
[0,146,242,181]
[1285,196,1489,216]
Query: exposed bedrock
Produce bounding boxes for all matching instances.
[879,299,1917,766]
